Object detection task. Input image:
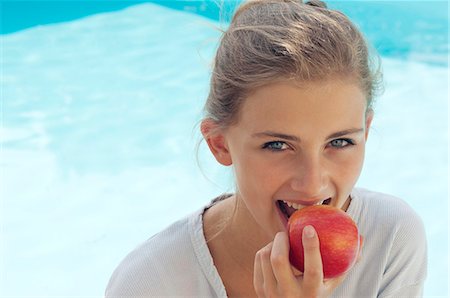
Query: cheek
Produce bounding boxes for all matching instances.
[233,153,285,197]
[330,147,365,184]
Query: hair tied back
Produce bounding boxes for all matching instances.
[304,0,328,9]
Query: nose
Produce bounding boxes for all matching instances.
[290,155,328,199]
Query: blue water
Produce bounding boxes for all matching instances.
[0,0,149,34]
[1,1,448,297]
[2,1,448,66]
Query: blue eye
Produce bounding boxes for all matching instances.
[262,141,289,151]
[330,138,355,148]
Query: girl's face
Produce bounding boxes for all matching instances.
[223,79,373,240]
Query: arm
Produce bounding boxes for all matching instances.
[377,208,427,297]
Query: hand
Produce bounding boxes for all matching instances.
[253,226,348,298]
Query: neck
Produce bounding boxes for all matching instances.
[203,195,270,296]
[225,195,270,269]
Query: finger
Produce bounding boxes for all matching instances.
[270,232,297,288]
[292,265,303,277]
[253,251,265,297]
[260,242,277,293]
[302,225,323,291]
[324,272,348,292]
[357,235,364,262]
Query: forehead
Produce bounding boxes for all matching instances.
[237,79,367,132]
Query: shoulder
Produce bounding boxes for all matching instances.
[105,213,203,296]
[351,187,426,252]
[351,187,425,233]
[350,188,427,294]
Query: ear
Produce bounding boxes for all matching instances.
[200,119,232,166]
[364,109,374,141]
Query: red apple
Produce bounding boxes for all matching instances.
[288,205,361,279]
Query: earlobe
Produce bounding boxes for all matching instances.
[364,109,374,141]
[201,119,232,166]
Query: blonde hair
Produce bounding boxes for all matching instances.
[204,0,382,128]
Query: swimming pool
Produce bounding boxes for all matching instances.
[1,1,448,296]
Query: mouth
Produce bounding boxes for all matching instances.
[277,198,331,220]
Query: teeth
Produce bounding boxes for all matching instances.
[282,199,326,210]
[292,202,301,209]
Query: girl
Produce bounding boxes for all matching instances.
[106,0,427,297]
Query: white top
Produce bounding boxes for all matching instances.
[105,188,427,297]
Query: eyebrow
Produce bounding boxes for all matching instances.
[252,128,364,142]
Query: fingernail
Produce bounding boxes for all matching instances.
[303,225,315,238]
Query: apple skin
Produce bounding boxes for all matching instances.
[288,205,361,279]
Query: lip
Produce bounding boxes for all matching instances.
[275,197,333,230]
[275,201,289,231]
[279,197,332,206]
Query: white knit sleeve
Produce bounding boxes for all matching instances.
[377,203,427,297]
